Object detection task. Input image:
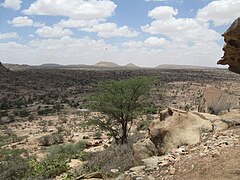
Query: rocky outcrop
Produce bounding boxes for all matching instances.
[198,85,238,114]
[132,138,158,166]
[147,107,214,155]
[217,17,240,74]
[120,128,240,180]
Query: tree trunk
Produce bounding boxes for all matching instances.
[121,121,128,144]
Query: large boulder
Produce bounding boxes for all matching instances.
[148,107,213,155]
[217,17,240,73]
[198,85,237,114]
[132,138,158,166]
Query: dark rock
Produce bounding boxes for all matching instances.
[217,17,240,74]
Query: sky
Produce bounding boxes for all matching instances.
[0,0,240,67]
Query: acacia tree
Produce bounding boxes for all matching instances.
[87,77,154,144]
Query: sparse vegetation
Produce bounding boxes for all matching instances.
[1,66,240,179]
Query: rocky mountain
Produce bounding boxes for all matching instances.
[94,61,120,68]
[125,63,139,68]
[217,17,240,74]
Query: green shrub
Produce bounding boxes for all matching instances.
[93,131,102,139]
[0,147,29,179]
[28,155,69,179]
[37,108,56,115]
[28,141,87,179]
[136,120,152,131]
[48,141,87,160]
[18,109,30,117]
[0,134,26,147]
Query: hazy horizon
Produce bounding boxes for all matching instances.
[1,0,240,67]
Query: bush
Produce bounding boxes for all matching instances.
[37,108,56,116]
[136,119,152,131]
[28,141,87,179]
[28,155,69,179]
[0,147,29,179]
[0,134,26,147]
[48,141,87,160]
[18,109,30,117]
[82,133,144,177]
[0,156,29,179]
[38,133,64,146]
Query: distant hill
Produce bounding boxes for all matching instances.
[94,61,120,68]
[0,62,11,74]
[156,64,214,69]
[125,63,139,68]
[39,63,64,68]
[3,63,31,71]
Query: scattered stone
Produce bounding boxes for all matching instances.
[199,152,207,157]
[212,150,220,158]
[142,156,159,170]
[110,168,119,173]
[129,166,145,172]
[76,172,103,179]
[169,167,176,175]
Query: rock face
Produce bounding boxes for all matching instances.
[217,17,240,73]
[198,85,238,114]
[147,107,213,155]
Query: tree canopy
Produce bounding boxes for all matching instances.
[87,76,154,144]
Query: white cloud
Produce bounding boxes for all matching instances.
[1,0,22,10]
[0,32,19,40]
[80,23,139,38]
[122,37,167,48]
[122,41,144,48]
[8,16,45,27]
[0,37,118,65]
[22,0,117,20]
[197,0,240,26]
[148,6,178,20]
[54,18,104,28]
[142,6,220,43]
[0,35,222,67]
[36,26,73,38]
[144,37,166,46]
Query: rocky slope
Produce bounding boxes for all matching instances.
[116,108,240,180]
[0,62,11,74]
